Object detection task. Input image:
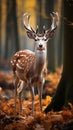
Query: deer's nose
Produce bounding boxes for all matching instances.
[39,44,43,48]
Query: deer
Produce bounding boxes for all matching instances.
[11,12,58,114]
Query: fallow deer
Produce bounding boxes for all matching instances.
[11,12,58,114]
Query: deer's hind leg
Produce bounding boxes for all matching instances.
[13,75,19,109]
[29,81,35,114]
[17,81,26,111]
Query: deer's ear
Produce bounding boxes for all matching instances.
[27,31,36,39]
[45,27,56,39]
[47,30,55,38]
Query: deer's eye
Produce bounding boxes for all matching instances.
[43,38,47,41]
[35,38,39,41]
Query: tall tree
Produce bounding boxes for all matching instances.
[45,0,56,71]
[5,0,19,59]
[54,0,63,68]
[37,0,43,33]
[44,0,73,113]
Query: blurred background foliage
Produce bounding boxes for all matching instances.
[0,0,63,71]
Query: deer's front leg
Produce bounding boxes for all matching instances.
[38,78,45,111]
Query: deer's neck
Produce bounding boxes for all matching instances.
[34,50,46,75]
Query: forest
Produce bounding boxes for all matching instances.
[0,0,63,71]
[0,0,73,130]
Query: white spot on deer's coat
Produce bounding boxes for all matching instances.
[16,63,23,70]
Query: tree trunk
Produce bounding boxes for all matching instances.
[5,0,11,59]
[44,0,73,113]
[5,0,19,59]
[37,0,43,33]
[12,0,20,52]
[45,0,56,72]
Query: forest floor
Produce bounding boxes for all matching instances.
[0,67,73,130]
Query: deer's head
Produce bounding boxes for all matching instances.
[23,12,58,51]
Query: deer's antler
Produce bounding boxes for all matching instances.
[23,13,35,33]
